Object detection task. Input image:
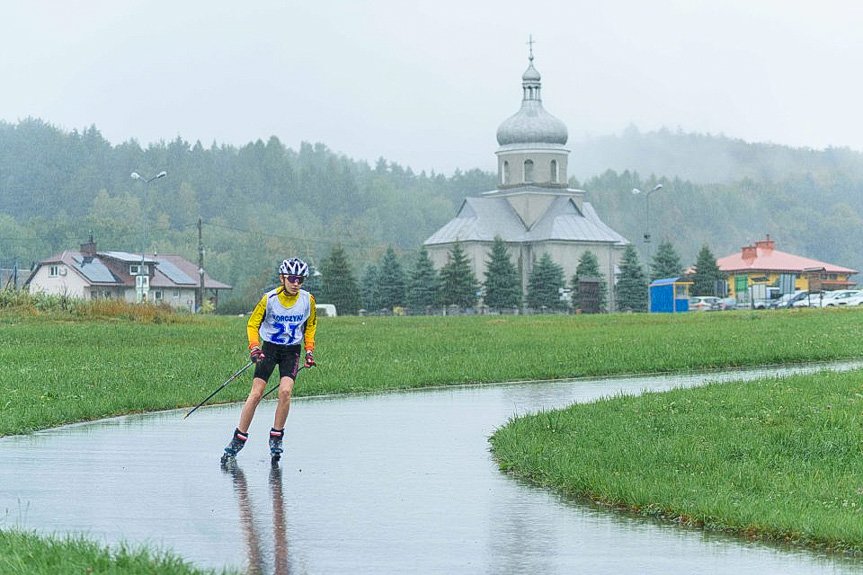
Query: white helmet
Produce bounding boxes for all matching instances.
[279,258,309,277]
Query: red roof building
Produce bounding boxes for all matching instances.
[717,235,857,299]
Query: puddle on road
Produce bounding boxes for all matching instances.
[3,362,863,574]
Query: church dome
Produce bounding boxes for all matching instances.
[522,61,541,82]
[496,57,568,147]
[496,102,568,146]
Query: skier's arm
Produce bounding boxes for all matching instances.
[304,293,317,352]
[246,294,268,349]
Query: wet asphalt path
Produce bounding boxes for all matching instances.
[2,362,863,574]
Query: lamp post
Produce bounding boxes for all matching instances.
[130,170,167,302]
[632,184,664,274]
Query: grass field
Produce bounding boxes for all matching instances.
[4,307,863,436]
[490,369,863,553]
[0,530,230,575]
[3,303,863,569]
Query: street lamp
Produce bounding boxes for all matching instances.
[632,183,664,271]
[131,171,167,184]
[130,170,167,302]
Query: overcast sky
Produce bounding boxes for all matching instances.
[2,1,861,175]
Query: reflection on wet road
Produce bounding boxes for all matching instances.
[2,362,863,574]
[222,462,291,575]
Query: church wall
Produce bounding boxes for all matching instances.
[426,244,450,272]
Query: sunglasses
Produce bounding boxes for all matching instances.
[285,275,305,285]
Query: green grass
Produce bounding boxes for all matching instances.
[0,529,233,574]
[4,308,863,436]
[4,305,863,566]
[490,369,863,553]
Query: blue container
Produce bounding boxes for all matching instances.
[649,277,692,313]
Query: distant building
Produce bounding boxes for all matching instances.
[717,235,857,302]
[25,235,231,311]
[424,49,628,310]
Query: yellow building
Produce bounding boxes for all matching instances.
[716,235,857,303]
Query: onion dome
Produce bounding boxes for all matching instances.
[496,55,568,147]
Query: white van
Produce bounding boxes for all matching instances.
[316,303,337,317]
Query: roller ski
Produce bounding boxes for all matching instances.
[220,428,248,466]
[269,427,284,465]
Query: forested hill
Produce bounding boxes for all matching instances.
[569,125,863,184]
[2,118,863,306]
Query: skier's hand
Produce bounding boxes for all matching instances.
[250,346,265,364]
[304,350,315,368]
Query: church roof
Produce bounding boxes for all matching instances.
[424,195,628,246]
[533,197,629,244]
[496,54,568,148]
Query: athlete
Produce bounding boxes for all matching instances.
[221,257,317,464]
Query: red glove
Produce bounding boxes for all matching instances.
[304,350,315,368]
[250,346,265,364]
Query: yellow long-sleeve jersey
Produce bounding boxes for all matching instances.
[247,287,316,352]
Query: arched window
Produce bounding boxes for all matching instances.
[502,161,510,185]
[524,159,534,183]
[550,160,558,183]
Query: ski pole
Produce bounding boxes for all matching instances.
[184,361,254,419]
[262,365,310,400]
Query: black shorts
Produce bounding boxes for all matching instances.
[254,341,301,382]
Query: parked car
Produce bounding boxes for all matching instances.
[771,290,808,309]
[719,297,737,310]
[689,296,722,311]
[820,290,862,307]
[837,292,863,306]
[791,291,825,308]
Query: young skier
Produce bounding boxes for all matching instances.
[221,257,317,465]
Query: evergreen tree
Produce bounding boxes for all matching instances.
[651,240,684,281]
[439,241,479,308]
[318,244,361,315]
[483,236,522,309]
[570,250,607,313]
[615,244,648,312]
[377,246,407,309]
[407,245,438,312]
[303,260,323,295]
[691,244,722,296]
[361,264,382,311]
[526,252,566,311]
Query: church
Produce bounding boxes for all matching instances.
[424,49,629,311]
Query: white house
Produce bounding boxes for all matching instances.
[26,235,231,311]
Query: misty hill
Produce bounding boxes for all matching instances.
[2,118,863,306]
[570,125,863,184]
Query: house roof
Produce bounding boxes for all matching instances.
[424,195,628,246]
[27,250,231,290]
[717,237,857,275]
[152,254,231,289]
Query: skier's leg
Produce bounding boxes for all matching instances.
[270,376,295,464]
[237,377,268,431]
[221,378,266,462]
[272,376,295,430]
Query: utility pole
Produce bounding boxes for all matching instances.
[197,217,205,312]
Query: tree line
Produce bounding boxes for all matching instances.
[297,237,724,316]
[1,117,861,312]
